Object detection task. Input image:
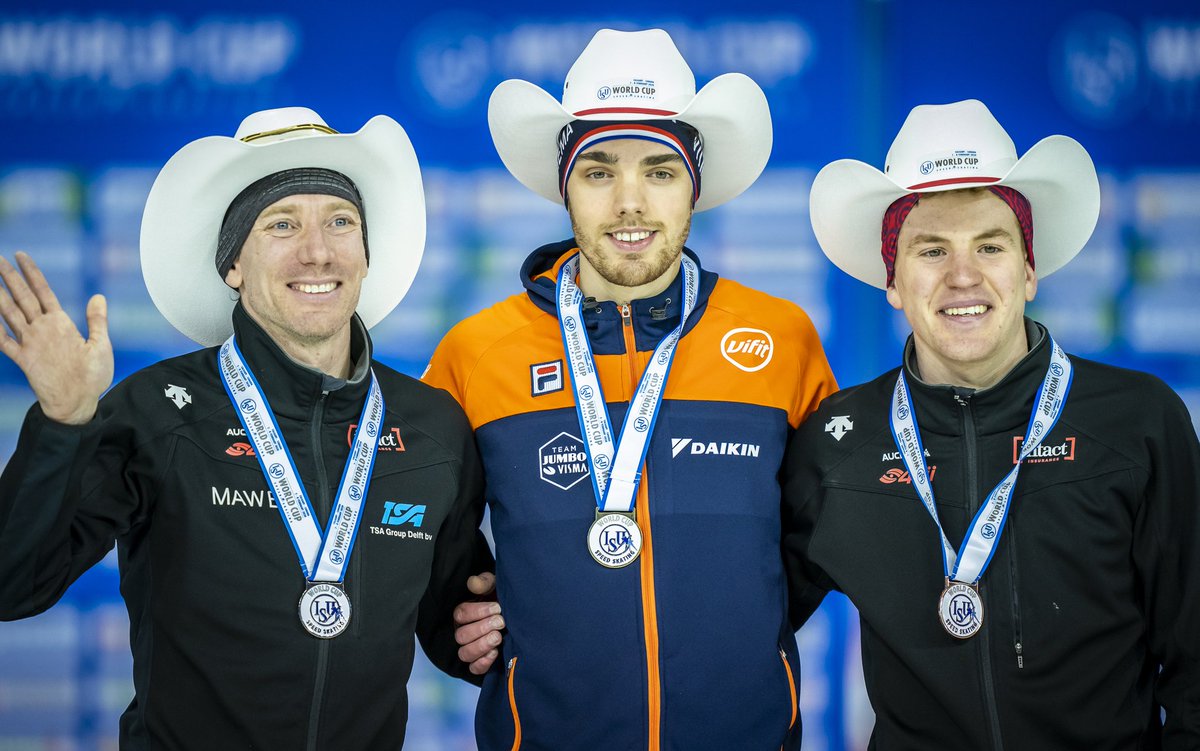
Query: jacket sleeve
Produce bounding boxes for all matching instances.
[414,404,491,686]
[779,417,837,631]
[1136,383,1200,747]
[0,399,146,620]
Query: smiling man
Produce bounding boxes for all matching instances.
[784,100,1200,748]
[423,28,836,751]
[0,108,488,748]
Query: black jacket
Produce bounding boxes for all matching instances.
[0,304,489,750]
[783,322,1200,750]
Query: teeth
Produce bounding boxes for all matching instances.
[613,230,652,243]
[943,305,987,316]
[294,282,337,294]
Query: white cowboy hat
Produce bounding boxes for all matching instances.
[488,28,772,212]
[809,99,1100,289]
[140,106,425,345]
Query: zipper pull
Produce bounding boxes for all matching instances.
[1015,641,1024,669]
[620,303,632,327]
[507,656,517,672]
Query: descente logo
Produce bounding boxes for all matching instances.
[720,328,774,372]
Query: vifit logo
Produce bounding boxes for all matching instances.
[381,502,426,527]
[720,328,774,372]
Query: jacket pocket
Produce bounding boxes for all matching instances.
[506,656,522,750]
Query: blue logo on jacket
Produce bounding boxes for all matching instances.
[381,501,426,527]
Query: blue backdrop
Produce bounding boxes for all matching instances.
[1,1,1198,748]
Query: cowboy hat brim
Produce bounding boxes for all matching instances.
[810,135,1100,289]
[140,115,425,346]
[488,72,772,212]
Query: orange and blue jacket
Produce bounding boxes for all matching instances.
[423,240,837,751]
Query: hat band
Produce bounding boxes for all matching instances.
[906,175,1001,191]
[573,107,678,117]
[239,123,339,143]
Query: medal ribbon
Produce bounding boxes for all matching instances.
[890,337,1073,584]
[557,253,699,513]
[218,337,383,583]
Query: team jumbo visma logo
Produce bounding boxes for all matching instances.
[720,328,774,372]
[539,432,590,490]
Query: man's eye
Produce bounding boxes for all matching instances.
[980,244,1003,254]
[272,221,292,231]
[919,247,945,257]
[650,170,673,180]
[332,217,349,227]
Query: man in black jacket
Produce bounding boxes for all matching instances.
[0,107,488,749]
[786,99,1200,749]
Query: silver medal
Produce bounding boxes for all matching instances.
[938,581,983,639]
[299,582,352,639]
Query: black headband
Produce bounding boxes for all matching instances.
[215,167,367,280]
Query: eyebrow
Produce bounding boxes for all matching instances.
[575,151,684,168]
[905,227,1018,247]
[258,199,358,219]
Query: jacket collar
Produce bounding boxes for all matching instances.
[230,302,373,422]
[519,238,718,355]
[901,318,1053,435]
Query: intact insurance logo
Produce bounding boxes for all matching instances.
[721,328,774,372]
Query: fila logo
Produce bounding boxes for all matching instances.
[1013,436,1076,463]
[531,360,564,396]
[381,501,425,527]
[720,328,774,372]
[880,466,937,484]
[671,438,761,458]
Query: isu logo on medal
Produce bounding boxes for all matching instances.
[587,513,642,568]
[939,581,983,639]
[299,582,351,638]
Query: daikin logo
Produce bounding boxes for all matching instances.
[720,328,774,372]
[671,438,761,458]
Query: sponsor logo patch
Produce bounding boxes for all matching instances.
[670,438,761,458]
[531,360,564,396]
[347,424,405,452]
[825,416,853,441]
[879,466,938,484]
[369,501,433,541]
[1013,436,1076,463]
[164,384,191,410]
[539,432,590,490]
[720,328,774,372]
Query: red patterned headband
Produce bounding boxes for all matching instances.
[880,186,1033,287]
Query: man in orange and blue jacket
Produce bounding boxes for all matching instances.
[425,28,837,750]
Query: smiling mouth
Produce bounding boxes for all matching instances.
[941,304,989,317]
[291,282,339,294]
[611,230,653,243]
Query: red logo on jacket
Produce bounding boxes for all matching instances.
[879,466,937,484]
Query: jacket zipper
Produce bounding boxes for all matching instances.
[622,303,662,751]
[306,391,332,751]
[956,391,1005,751]
[507,656,522,750]
[1009,525,1024,669]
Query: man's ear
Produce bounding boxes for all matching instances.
[885,283,903,311]
[1024,262,1037,303]
[223,260,242,291]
